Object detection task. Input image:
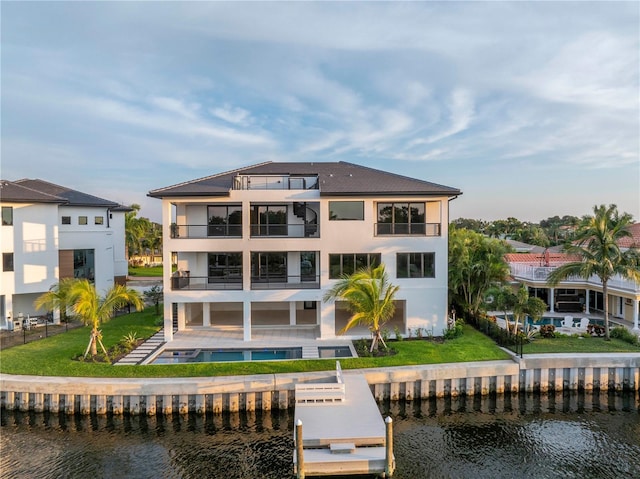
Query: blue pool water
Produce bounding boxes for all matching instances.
[152,347,303,364]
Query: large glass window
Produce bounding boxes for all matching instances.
[2,253,14,272]
[74,249,95,281]
[329,201,364,221]
[208,253,242,283]
[251,252,287,282]
[396,253,435,278]
[208,205,242,236]
[377,202,425,235]
[1,207,13,226]
[300,252,317,281]
[329,253,381,279]
[251,205,287,236]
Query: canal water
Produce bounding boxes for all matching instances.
[1,391,638,479]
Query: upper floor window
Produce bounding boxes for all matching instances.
[397,252,435,278]
[251,205,287,236]
[61,216,71,225]
[2,253,14,272]
[329,253,381,279]
[377,202,425,235]
[208,252,242,283]
[79,216,88,225]
[329,201,364,221]
[94,216,104,225]
[208,205,242,236]
[1,207,13,226]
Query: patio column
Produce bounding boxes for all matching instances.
[585,289,590,313]
[290,302,296,326]
[633,299,639,332]
[549,288,555,313]
[243,300,252,341]
[203,303,211,327]
[177,303,186,330]
[163,302,173,342]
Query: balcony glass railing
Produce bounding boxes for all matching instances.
[251,274,320,290]
[170,224,242,239]
[374,223,441,236]
[250,223,319,238]
[170,273,242,291]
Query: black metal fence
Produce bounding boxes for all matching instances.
[467,314,524,358]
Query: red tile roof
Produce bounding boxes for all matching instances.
[619,223,640,249]
[504,252,580,266]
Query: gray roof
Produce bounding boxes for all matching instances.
[0,180,67,204]
[1,179,129,210]
[148,161,461,198]
[14,179,121,208]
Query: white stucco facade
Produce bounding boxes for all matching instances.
[152,162,460,343]
[0,180,130,330]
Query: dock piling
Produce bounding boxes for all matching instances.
[385,416,394,477]
[296,419,305,479]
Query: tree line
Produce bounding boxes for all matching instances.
[451,214,583,247]
[125,204,162,266]
[449,204,639,340]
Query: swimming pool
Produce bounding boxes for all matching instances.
[152,347,303,364]
[151,346,355,364]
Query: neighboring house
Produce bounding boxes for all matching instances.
[505,223,640,330]
[0,179,130,330]
[149,161,461,343]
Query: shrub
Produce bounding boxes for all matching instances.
[443,319,464,340]
[393,325,403,341]
[610,326,640,346]
[587,324,605,337]
[539,324,556,338]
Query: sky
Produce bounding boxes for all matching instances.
[2,1,639,224]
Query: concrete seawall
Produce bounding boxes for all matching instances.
[1,354,638,415]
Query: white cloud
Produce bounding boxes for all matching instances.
[210,104,252,125]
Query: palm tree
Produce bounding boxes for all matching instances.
[66,279,144,358]
[33,278,76,324]
[548,204,640,340]
[323,264,399,352]
[511,284,547,335]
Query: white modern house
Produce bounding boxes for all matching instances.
[505,223,640,331]
[149,161,461,343]
[0,179,130,330]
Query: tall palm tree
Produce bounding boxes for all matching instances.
[548,204,640,340]
[323,264,399,352]
[66,279,144,358]
[34,278,76,324]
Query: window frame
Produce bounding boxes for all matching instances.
[207,204,242,237]
[329,201,365,221]
[396,252,435,278]
[94,216,104,225]
[329,253,381,279]
[376,202,426,235]
[1,206,13,226]
[78,216,88,225]
[2,253,14,272]
[61,216,71,225]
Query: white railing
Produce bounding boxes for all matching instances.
[509,264,640,293]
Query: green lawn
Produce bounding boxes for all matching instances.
[128,266,163,277]
[0,311,509,378]
[522,334,640,354]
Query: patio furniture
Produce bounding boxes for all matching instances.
[573,318,590,330]
[561,316,574,328]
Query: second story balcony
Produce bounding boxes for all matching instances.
[374,222,441,236]
[509,264,640,294]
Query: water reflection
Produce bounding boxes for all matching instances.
[1,391,638,479]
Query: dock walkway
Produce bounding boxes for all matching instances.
[293,362,394,477]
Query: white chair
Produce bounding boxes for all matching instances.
[574,317,589,330]
[561,316,574,328]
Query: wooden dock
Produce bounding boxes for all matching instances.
[293,362,394,478]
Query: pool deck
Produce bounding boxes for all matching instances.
[488,311,635,335]
[117,326,356,365]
